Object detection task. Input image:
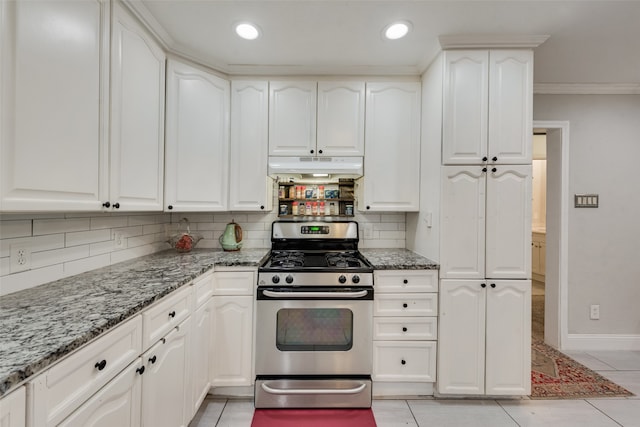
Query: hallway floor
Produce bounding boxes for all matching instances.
[189,349,640,427]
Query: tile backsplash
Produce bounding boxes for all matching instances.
[1,210,405,296]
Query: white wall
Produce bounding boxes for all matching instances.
[534,94,640,336]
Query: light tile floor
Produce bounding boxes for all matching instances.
[189,349,640,427]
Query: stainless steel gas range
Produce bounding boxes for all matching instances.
[254,221,374,408]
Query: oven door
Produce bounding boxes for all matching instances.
[255,286,373,376]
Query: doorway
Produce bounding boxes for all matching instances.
[531,121,570,350]
[531,131,547,342]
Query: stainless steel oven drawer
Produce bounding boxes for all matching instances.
[255,378,372,408]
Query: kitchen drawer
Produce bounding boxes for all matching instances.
[374,293,438,317]
[375,270,438,293]
[29,315,142,426]
[373,317,437,341]
[142,285,192,349]
[212,271,255,295]
[0,386,26,427]
[193,272,214,308]
[372,341,436,382]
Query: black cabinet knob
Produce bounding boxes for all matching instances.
[149,355,157,364]
[491,167,497,173]
[492,156,498,162]
[490,283,496,288]
[403,279,408,284]
[136,366,145,375]
[482,167,487,172]
[94,360,107,371]
[168,205,173,210]
[402,303,408,308]
[168,311,176,318]
[482,156,488,162]
[102,201,110,208]
[402,327,408,332]
[318,149,323,154]
[481,283,486,288]
[310,149,314,154]
[113,202,120,209]
[260,205,264,210]
[401,359,406,365]
[366,206,370,210]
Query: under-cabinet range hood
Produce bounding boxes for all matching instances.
[268,156,363,177]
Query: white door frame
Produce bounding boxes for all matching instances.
[532,120,570,350]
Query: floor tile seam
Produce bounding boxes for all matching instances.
[214,399,229,427]
[586,355,620,370]
[404,398,423,427]
[584,399,625,427]
[495,399,523,427]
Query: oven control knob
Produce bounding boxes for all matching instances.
[352,275,360,284]
[338,275,347,284]
[271,275,280,284]
[285,275,294,284]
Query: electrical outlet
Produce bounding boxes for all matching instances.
[590,304,600,320]
[10,243,32,273]
[114,232,126,249]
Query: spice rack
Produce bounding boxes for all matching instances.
[277,179,355,218]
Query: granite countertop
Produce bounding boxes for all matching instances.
[360,248,439,270]
[0,248,269,397]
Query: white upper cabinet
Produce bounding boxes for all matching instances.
[229,80,272,211]
[269,81,317,156]
[268,81,365,157]
[110,2,165,212]
[0,0,109,211]
[440,165,531,279]
[442,50,532,165]
[359,82,421,212]
[317,81,365,156]
[165,60,230,212]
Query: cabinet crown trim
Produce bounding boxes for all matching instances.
[438,34,549,49]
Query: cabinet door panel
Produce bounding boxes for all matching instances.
[440,167,486,279]
[110,4,165,211]
[362,82,421,211]
[1,0,108,211]
[165,60,229,211]
[317,82,365,156]
[485,280,531,395]
[58,361,142,427]
[0,386,26,427]
[442,50,489,165]
[488,50,533,164]
[269,81,316,156]
[230,81,271,211]
[485,165,532,279]
[190,300,212,419]
[438,280,485,395]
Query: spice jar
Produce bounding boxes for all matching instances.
[305,201,312,215]
[320,201,326,215]
[289,186,296,199]
[312,201,318,215]
[318,185,324,199]
[292,201,299,215]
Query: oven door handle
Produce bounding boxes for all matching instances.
[262,289,369,299]
[261,382,367,395]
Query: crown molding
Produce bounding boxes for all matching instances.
[534,83,640,95]
[121,0,175,51]
[439,34,550,50]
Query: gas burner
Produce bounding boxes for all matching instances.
[325,253,363,268]
[269,251,305,268]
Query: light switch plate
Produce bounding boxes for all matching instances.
[575,194,599,208]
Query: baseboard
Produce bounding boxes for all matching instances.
[563,334,640,351]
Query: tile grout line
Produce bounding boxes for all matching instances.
[495,399,523,427]
[584,399,625,427]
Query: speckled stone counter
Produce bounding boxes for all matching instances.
[0,248,269,397]
[360,248,439,270]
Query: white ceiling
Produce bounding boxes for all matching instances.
[130,0,640,84]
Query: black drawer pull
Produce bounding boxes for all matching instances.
[136,366,145,375]
[403,279,408,284]
[402,327,408,332]
[401,359,406,365]
[94,360,107,371]
[402,303,408,308]
[168,311,176,318]
[149,355,157,364]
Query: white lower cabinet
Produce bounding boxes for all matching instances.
[210,270,255,388]
[372,270,438,395]
[438,279,531,396]
[0,386,26,427]
[58,360,143,427]
[188,275,214,419]
[141,317,191,427]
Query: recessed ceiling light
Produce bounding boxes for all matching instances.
[384,21,411,40]
[235,23,260,40]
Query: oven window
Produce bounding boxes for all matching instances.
[276,308,353,351]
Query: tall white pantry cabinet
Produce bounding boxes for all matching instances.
[437,49,533,396]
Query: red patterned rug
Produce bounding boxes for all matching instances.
[531,340,634,399]
[251,408,377,427]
